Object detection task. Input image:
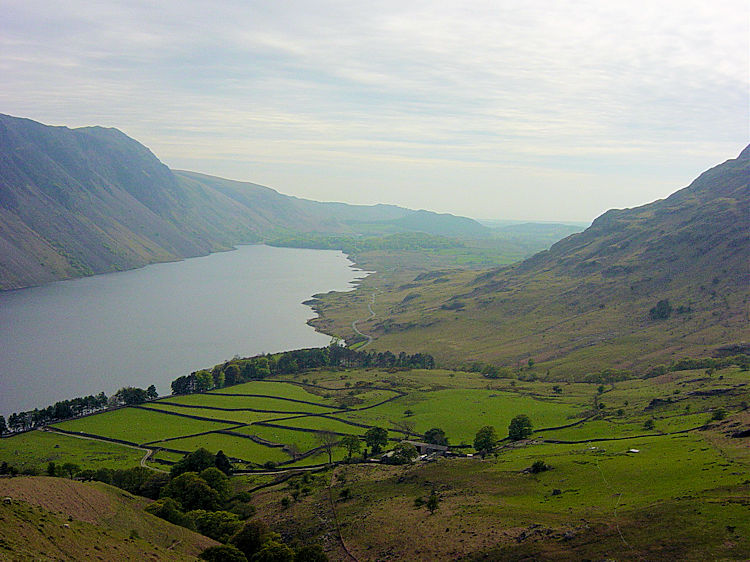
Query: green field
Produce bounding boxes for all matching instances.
[52,407,236,444]
[342,388,585,444]
[140,403,284,425]
[0,430,145,472]
[3,366,738,474]
[160,433,290,466]
[211,380,338,402]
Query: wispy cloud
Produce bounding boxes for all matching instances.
[1,0,747,220]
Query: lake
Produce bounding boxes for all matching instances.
[0,245,364,416]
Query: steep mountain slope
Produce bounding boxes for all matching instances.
[0,114,490,290]
[312,145,750,376]
[0,114,257,289]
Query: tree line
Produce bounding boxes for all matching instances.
[0,384,158,435]
[171,345,435,395]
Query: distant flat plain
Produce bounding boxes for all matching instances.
[0,245,363,415]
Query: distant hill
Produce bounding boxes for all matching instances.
[0,114,490,290]
[314,145,750,375]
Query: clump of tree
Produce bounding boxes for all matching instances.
[424,427,448,446]
[508,414,533,441]
[111,385,158,406]
[3,392,110,433]
[649,299,673,320]
[171,345,435,395]
[473,426,497,458]
[2,384,160,435]
[339,435,362,459]
[171,448,233,477]
[364,427,389,455]
[426,491,440,514]
[315,431,339,466]
[643,354,749,379]
[222,518,328,562]
[466,363,514,379]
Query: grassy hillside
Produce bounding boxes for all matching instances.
[2,360,748,560]
[309,146,750,376]
[0,476,216,560]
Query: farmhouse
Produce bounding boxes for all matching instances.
[402,440,449,456]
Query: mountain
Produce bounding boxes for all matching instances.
[0,114,489,290]
[312,145,750,376]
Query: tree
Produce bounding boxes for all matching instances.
[508,414,533,441]
[199,545,248,562]
[0,415,7,435]
[390,442,418,465]
[215,450,233,476]
[530,460,549,474]
[364,427,388,455]
[189,510,242,543]
[139,472,170,499]
[46,461,57,476]
[474,426,497,458]
[194,370,214,392]
[171,448,217,477]
[230,520,270,559]
[114,386,149,405]
[339,435,361,458]
[146,384,158,400]
[649,299,672,320]
[146,498,195,530]
[426,492,440,514]
[199,467,231,503]
[315,431,339,465]
[145,497,194,528]
[643,418,655,431]
[424,428,448,446]
[162,472,222,511]
[253,541,294,562]
[61,462,80,478]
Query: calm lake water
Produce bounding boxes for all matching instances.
[0,245,364,416]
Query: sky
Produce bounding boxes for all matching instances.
[1,1,747,222]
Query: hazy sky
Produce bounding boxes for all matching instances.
[2,1,747,221]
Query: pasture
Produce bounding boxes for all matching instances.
[2,365,745,478]
[0,429,145,472]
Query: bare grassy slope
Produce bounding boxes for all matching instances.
[0,476,216,560]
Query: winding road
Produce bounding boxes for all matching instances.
[351,290,379,348]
